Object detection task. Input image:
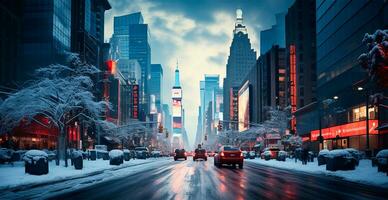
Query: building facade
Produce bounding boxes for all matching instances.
[150,64,163,113]
[285,0,317,133]
[260,12,286,55]
[223,9,257,130]
[111,12,151,120]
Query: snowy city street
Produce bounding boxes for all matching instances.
[1,0,387,199]
[0,157,387,200]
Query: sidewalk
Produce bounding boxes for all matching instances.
[0,158,164,191]
[246,158,388,188]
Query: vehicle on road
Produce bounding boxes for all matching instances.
[214,145,244,169]
[193,149,207,161]
[135,147,149,159]
[260,147,280,160]
[174,149,187,161]
[242,151,248,159]
[248,151,256,159]
[151,150,161,158]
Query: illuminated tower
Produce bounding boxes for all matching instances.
[171,62,183,149]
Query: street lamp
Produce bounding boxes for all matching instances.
[357,87,364,91]
[333,96,339,100]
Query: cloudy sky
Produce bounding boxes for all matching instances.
[105,0,293,146]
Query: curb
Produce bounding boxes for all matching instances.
[0,159,158,193]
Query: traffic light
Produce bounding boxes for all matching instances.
[217,121,222,132]
[204,135,207,141]
[158,125,163,133]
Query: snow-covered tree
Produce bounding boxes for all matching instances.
[358,29,388,88]
[0,53,112,165]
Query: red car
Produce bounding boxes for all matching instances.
[193,149,207,161]
[214,146,244,169]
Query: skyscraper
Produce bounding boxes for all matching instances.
[171,64,184,149]
[260,12,286,55]
[150,64,163,113]
[111,12,151,119]
[223,9,257,129]
[21,0,72,80]
[71,0,111,68]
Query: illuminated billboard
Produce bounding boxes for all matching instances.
[172,99,182,117]
[172,88,182,98]
[150,95,157,114]
[173,117,182,129]
[238,81,250,131]
[131,84,139,119]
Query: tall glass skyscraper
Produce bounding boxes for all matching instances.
[22,0,72,79]
[150,64,163,112]
[111,12,151,118]
[223,9,257,129]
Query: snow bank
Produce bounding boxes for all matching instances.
[376,149,388,158]
[278,151,287,156]
[318,149,330,156]
[23,150,48,164]
[71,151,83,158]
[327,149,351,158]
[109,150,123,159]
[0,158,167,190]
[246,158,388,188]
[123,149,130,153]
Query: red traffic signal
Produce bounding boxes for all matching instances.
[158,125,164,133]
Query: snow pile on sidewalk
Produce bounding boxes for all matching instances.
[0,158,160,190]
[109,150,123,158]
[246,158,388,187]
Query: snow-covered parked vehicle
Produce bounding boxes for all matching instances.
[376,149,388,175]
[23,150,49,175]
[262,151,272,161]
[276,151,287,161]
[318,149,330,166]
[248,151,256,159]
[135,147,149,159]
[151,150,161,158]
[0,148,14,164]
[109,149,124,165]
[326,149,357,171]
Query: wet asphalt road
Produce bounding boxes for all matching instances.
[50,157,387,200]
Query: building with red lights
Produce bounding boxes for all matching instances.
[290,0,388,154]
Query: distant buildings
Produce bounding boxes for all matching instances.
[150,64,164,113]
[111,12,151,119]
[260,12,286,55]
[223,9,257,130]
[171,64,184,149]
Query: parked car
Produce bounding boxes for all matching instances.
[376,149,388,175]
[242,151,248,159]
[193,149,207,161]
[214,145,244,169]
[248,151,256,159]
[151,150,161,158]
[277,151,287,161]
[262,151,271,161]
[0,148,14,164]
[326,149,357,171]
[135,147,149,159]
[261,147,280,160]
[318,149,330,166]
[174,149,187,161]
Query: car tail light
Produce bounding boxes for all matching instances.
[240,152,243,157]
[220,152,224,157]
[184,152,187,156]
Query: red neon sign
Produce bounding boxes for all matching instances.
[289,44,297,132]
[131,84,139,119]
[310,120,379,141]
[105,60,116,75]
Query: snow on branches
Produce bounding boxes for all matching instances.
[0,52,109,134]
[358,29,388,88]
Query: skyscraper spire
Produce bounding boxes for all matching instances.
[234,8,247,34]
[174,61,181,87]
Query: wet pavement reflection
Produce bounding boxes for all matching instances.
[52,157,388,200]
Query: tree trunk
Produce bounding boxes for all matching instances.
[57,126,66,166]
